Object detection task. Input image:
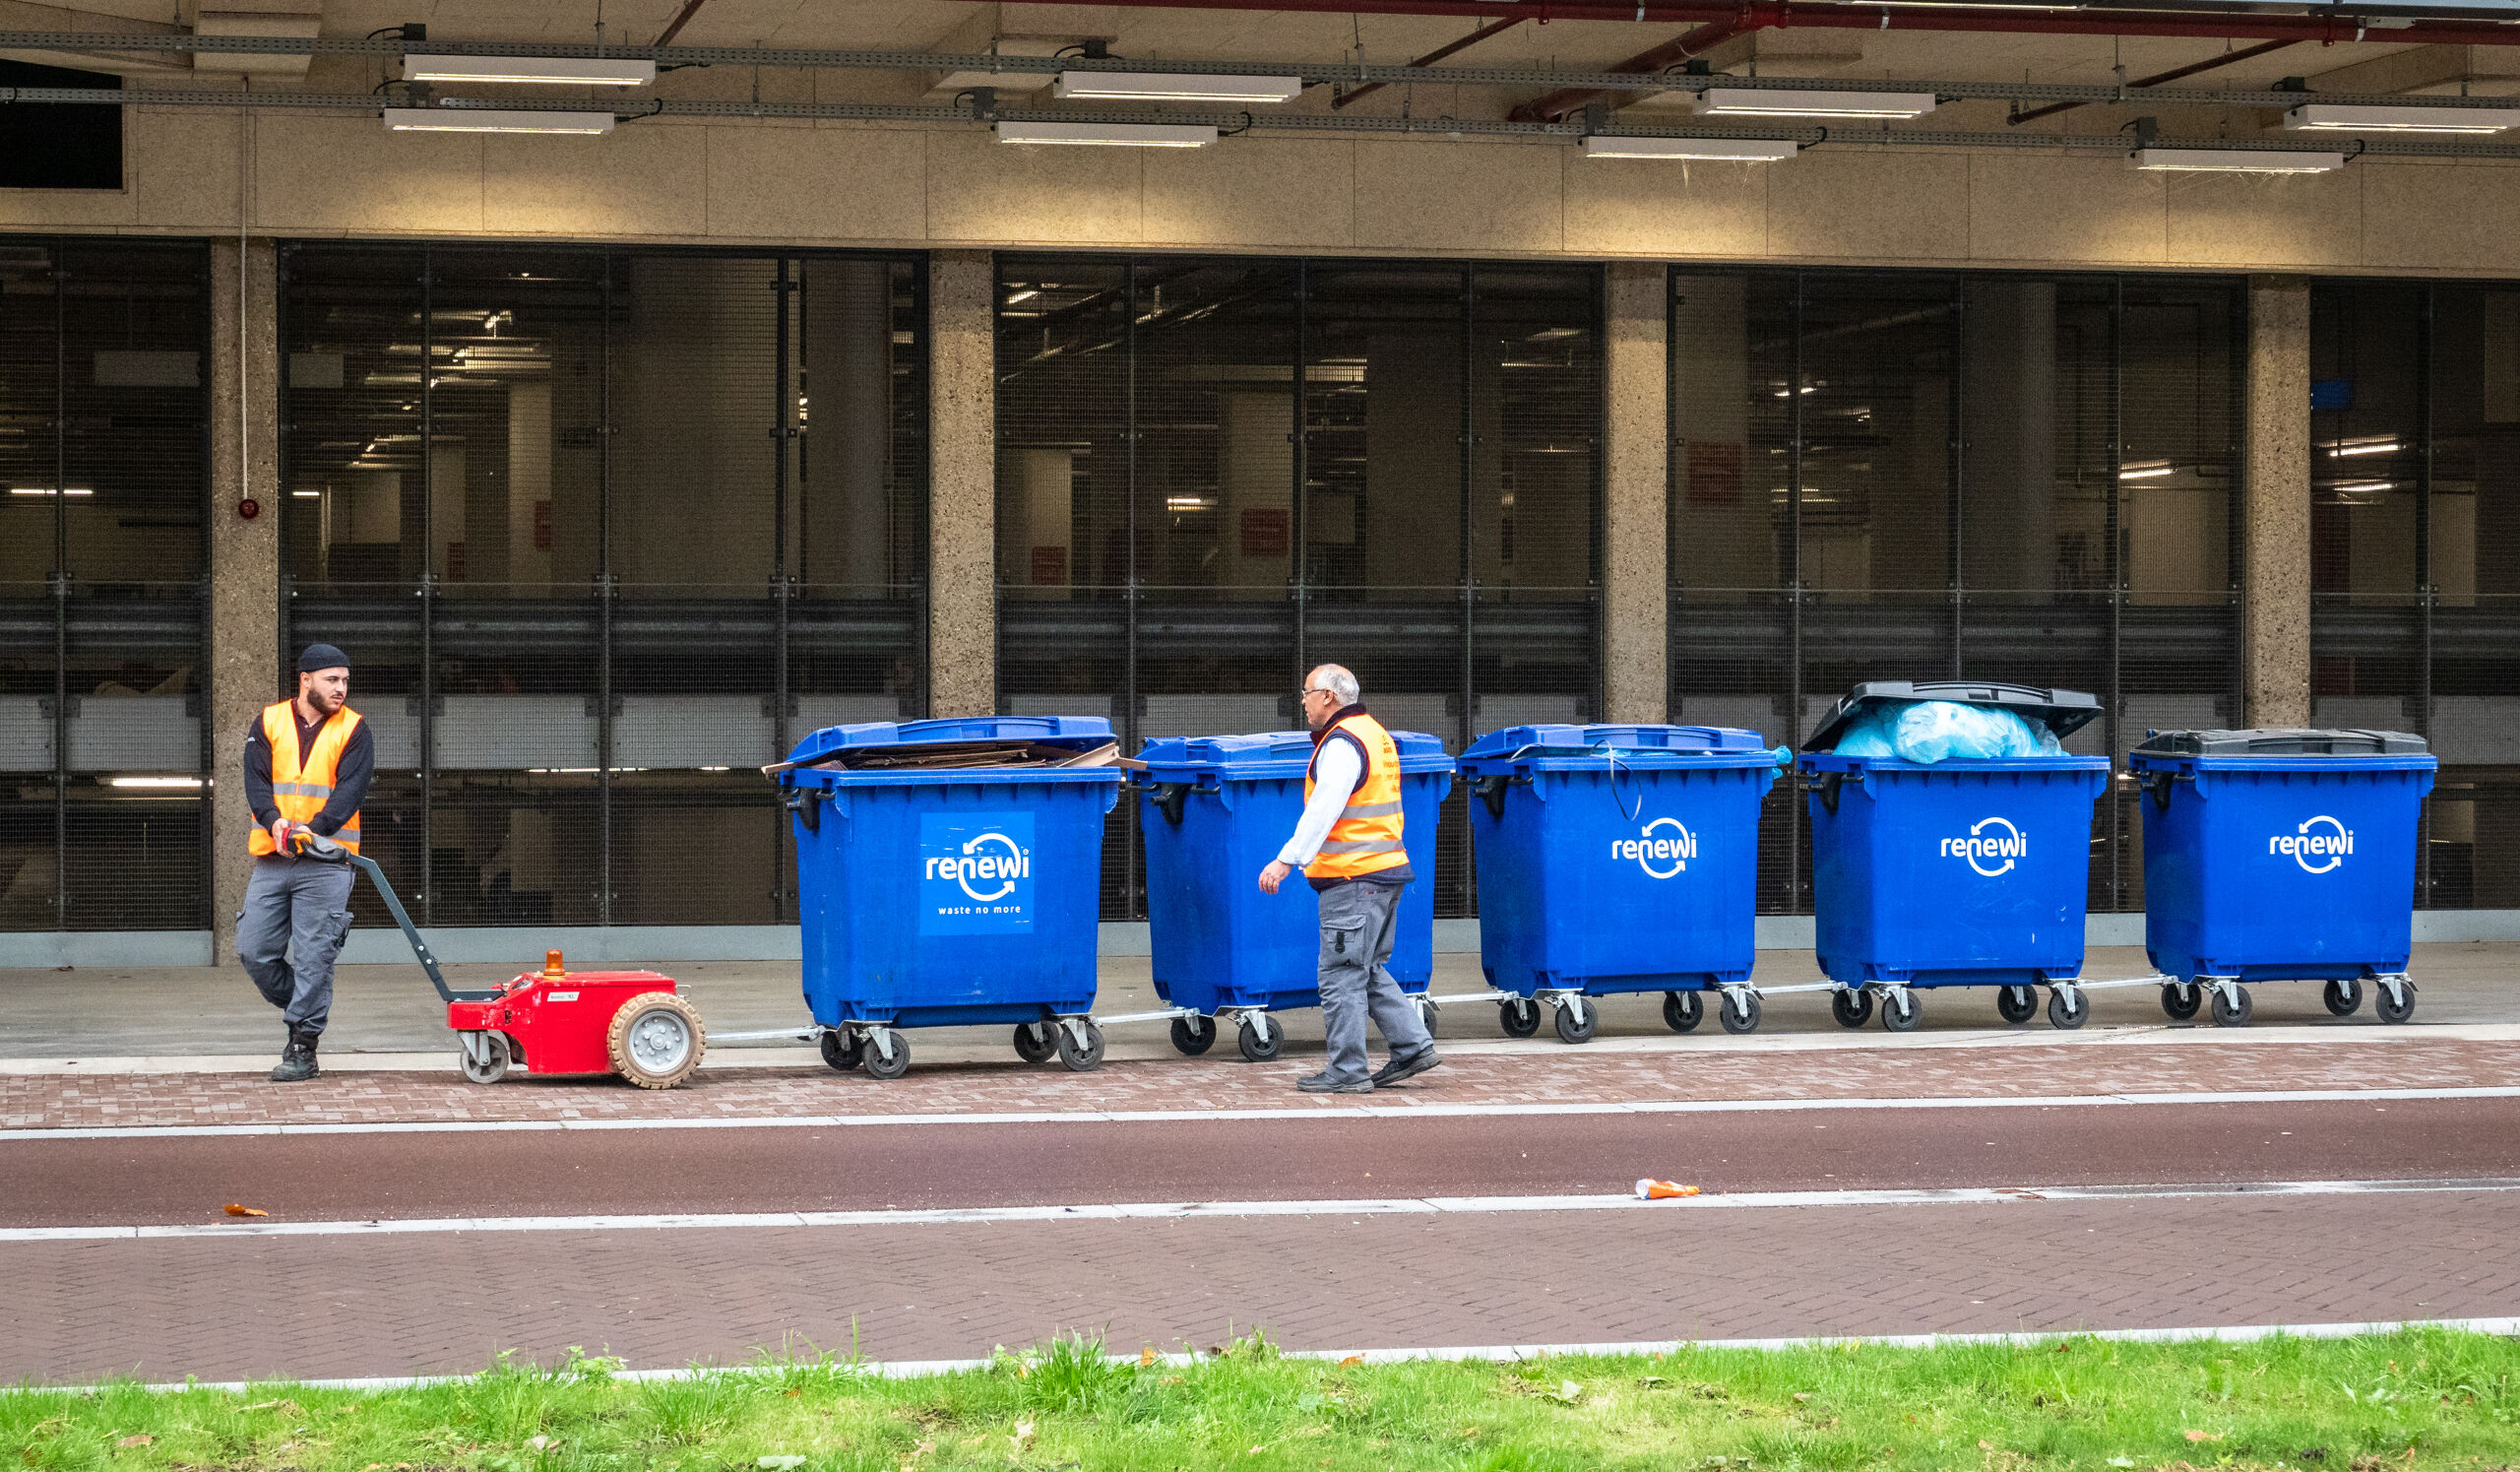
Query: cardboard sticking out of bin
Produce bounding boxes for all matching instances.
[765,716,1123,776]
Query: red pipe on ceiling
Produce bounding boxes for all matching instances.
[998,0,2520,48]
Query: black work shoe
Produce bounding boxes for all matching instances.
[1370,1050,1441,1088]
[1295,1072,1372,1095]
[269,1032,320,1084]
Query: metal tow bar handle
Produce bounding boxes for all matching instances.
[289,829,495,1004]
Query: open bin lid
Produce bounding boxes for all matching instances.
[1140,728,1453,778]
[781,715,1116,774]
[2132,727,2429,758]
[1460,723,1772,773]
[1800,680,2103,753]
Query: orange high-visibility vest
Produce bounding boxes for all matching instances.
[1303,710,1408,882]
[249,700,363,856]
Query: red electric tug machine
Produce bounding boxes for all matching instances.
[290,830,706,1089]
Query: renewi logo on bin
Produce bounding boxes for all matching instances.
[1942,816,2026,877]
[918,810,1034,934]
[2272,815,2353,874]
[1610,817,1697,878]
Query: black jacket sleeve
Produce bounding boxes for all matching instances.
[309,720,374,836]
[243,717,279,827]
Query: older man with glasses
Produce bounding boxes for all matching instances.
[1258,664,1440,1094]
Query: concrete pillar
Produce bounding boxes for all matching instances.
[928,250,996,718]
[1603,262,1670,725]
[208,236,282,964]
[2243,276,2312,729]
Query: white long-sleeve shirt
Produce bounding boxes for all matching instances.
[1277,736,1363,868]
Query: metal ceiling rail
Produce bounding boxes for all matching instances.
[5,31,2520,110]
[21,85,2520,158]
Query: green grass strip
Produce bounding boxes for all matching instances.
[7,1326,2519,1470]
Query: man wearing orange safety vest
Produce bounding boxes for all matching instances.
[1258,664,1440,1095]
[236,644,374,1083]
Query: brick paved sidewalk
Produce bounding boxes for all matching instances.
[5,1190,2511,1384]
[8,1037,2517,1131]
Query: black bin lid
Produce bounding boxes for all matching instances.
[1801,679,2104,752]
[2133,728,2428,757]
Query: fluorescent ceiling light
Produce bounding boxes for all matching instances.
[403,54,657,86]
[1052,71,1301,103]
[109,776,203,789]
[1582,136,1797,160]
[2118,464,2175,480]
[2285,102,2520,136]
[1693,88,1935,120]
[996,120,1215,148]
[2335,480,2395,494]
[385,107,616,135]
[2132,147,2343,173]
[2331,439,2401,457]
[10,485,92,495]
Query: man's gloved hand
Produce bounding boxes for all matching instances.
[269,815,295,853]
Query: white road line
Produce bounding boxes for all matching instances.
[4,1082,2514,1143]
[7,1020,2520,1077]
[38,1314,2520,1395]
[6,1176,2515,1245]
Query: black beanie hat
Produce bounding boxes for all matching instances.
[298,643,349,673]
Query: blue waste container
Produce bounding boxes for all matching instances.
[1137,729,1453,1061]
[1460,724,1780,1043]
[779,716,1122,1079]
[1798,682,2112,1032]
[2130,727,2436,1027]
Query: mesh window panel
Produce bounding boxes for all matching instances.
[997,257,1132,916]
[282,247,428,588]
[2426,284,2520,907]
[430,770,598,927]
[2118,278,2244,912]
[0,244,59,586]
[61,241,204,586]
[1472,263,1599,726]
[611,769,779,925]
[1306,262,1474,914]
[1672,269,1800,911]
[608,254,783,592]
[62,588,205,928]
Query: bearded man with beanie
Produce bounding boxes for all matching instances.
[236,644,372,1083]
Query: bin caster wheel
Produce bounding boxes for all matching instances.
[1830,990,1872,1028]
[2324,978,2362,1017]
[1056,1019,1106,1072]
[2160,983,2200,1022]
[1498,998,1541,1038]
[2047,987,2087,1031]
[459,1032,509,1085]
[1416,997,1439,1040]
[1663,991,1703,1034]
[1236,1016,1282,1062]
[861,1031,911,1080]
[2209,985,2252,1028]
[1882,991,1921,1032]
[1718,991,1761,1035]
[819,1029,863,1072]
[2375,982,2416,1025]
[1996,986,2037,1025]
[1169,1015,1217,1056]
[1014,1022,1057,1064]
[608,992,706,1090]
[1552,999,1597,1045]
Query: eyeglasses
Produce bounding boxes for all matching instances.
[1298,686,1334,701]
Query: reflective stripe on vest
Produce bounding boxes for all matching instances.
[1303,711,1408,882]
[248,700,364,857]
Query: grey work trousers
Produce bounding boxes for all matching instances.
[1315,878,1432,1086]
[235,855,355,1037]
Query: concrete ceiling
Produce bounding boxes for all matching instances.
[15,0,2520,140]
